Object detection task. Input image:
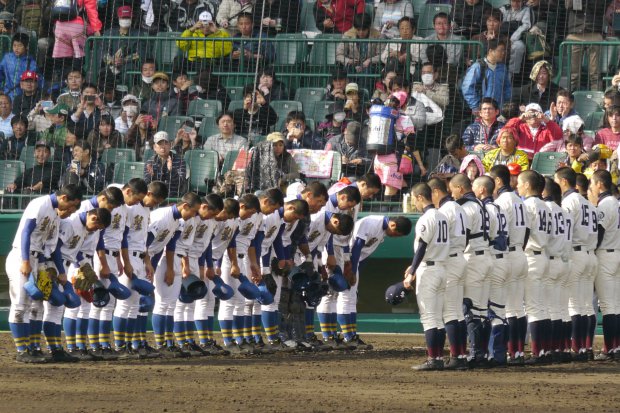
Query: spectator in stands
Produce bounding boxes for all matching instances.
[232,85,277,136]
[595,106,620,151]
[499,0,531,75]
[11,70,39,118]
[461,97,504,151]
[317,100,347,141]
[452,0,492,38]
[252,0,301,36]
[257,67,288,102]
[459,153,485,181]
[540,114,594,152]
[461,39,511,116]
[69,83,104,139]
[390,76,443,132]
[99,82,123,119]
[0,11,20,33]
[425,43,459,90]
[343,82,368,125]
[314,0,365,34]
[53,123,77,167]
[5,140,59,194]
[412,61,450,110]
[605,0,620,36]
[87,113,124,158]
[558,134,589,172]
[504,102,562,159]
[547,90,579,127]
[217,0,253,36]
[282,110,325,150]
[141,72,179,124]
[373,0,414,39]
[380,16,422,76]
[422,12,462,66]
[325,67,348,102]
[100,6,141,79]
[168,0,218,32]
[130,59,156,102]
[0,93,14,138]
[5,115,33,159]
[565,0,606,91]
[62,140,106,194]
[528,0,556,52]
[0,33,38,100]
[114,94,140,135]
[170,69,194,115]
[372,63,399,102]
[468,8,509,67]
[203,111,248,163]
[144,131,187,197]
[26,95,52,135]
[176,11,233,72]
[126,112,155,161]
[171,120,199,157]
[245,131,299,192]
[193,69,230,108]
[230,13,275,70]
[325,120,369,177]
[336,12,382,89]
[57,69,84,111]
[429,134,468,180]
[515,60,560,109]
[481,127,529,171]
[51,0,101,65]
[604,87,620,109]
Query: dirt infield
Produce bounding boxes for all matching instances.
[0,333,618,413]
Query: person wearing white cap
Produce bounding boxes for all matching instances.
[143,131,188,198]
[504,102,563,160]
[539,115,595,153]
[177,10,233,72]
[168,0,217,31]
[115,94,140,134]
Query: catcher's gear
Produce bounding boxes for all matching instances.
[92,281,111,308]
[211,277,234,300]
[73,263,98,292]
[107,274,132,300]
[24,273,44,300]
[327,266,349,292]
[139,295,155,313]
[256,281,274,305]
[237,274,260,300]
[263,272,277,295]
[131,276,155,295]
[289,265,311,292]
[48,282,66,306]
[385,281,410,305]
[181,274,208,301]
[63,282,81,309]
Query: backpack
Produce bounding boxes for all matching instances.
[51,0,84,21]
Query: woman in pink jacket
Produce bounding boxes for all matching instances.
[52,0,102,60]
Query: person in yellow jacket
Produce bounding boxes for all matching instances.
[177,11,233,71]
[481,128,529,172]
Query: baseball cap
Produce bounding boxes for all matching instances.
[0,11,14,21]
[345,121,361,139]
[117,5,132,18]
[331,67,348,80]
[561,115,584,134]
[121,94,139,105]
[266,132,284,143]
[152,72,169,82]
[524,103,543,113]
[345,83,359,94]
[198,11,213,23]
[20,70,38,81]
[45,103,69,116]
[507,162,521,176]
[34,140,51,150]
[154,131,169,144]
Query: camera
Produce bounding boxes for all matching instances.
[85,95,96,103]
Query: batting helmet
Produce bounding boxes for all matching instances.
[48,282,66,307]
[385,281,410,305]
[62,282,82,309]
[131,276,155,296]
[24,273,44,300]
[237,274,261,300]
[211,276,234,300]
[289,266,311,292]
[92,281,111,308]
[327,266,349,292]
[139,294,155,313]
[256,281,274,305]
[107,274,132,300]
[181,274,208,300]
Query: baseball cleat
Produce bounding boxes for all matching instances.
[160,345,190,358]
[115,346,141,360]
[199,340,230,356]
[50,348,80,363]
[412,359,444,371]
[507,355,525,366]
[268,338,297,353]
[586,349,594,361]
[182,342,208,356]
[523,355,549,366]
[94,347,120,361]
[444,357,469,370]
[68,348,102,361]
[344,335,373,351]
[237,339,256,354]
[594,352,614,361]
[321,336,349,350]
[15,349,47,364]
[136,343,162,359]
[223,342,252,355]
[305,335,330,352]
[468,358,491,369]
[250,337,276,354]
[571,352,588,362]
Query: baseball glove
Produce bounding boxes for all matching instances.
[73,263,98,292]
[36,267,53,300]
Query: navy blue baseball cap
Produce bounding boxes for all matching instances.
[385,281,410,305]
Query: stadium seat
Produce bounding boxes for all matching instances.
[112,162,145,184]
[19,145,55,169]
[312,101,337,124]
[184,149,219,194]
[187,99,223,121]
[271,100,303,129]
[308,34,342,68]
[584,111,605,131]
[572,91,604,116]
[417,4,452,38]
[531,152,564,176]
[100,148,136,165]
[155,32,182,72]
[199,119,220,139]
[274,33,308,65]
[487,0,509,7]
[305,118,315,132]
[227,86,244,102]
[158,115,194,138]
[221,150,239,175]
[300,0,319,32]
[227,100,244,113]
[294,87,327,115]
[143,148,155,162]
[0,160,24,188]
[411,0,429,16]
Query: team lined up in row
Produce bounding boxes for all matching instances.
[6,173,419,363]
[403,165,620,370]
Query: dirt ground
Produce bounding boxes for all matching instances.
[0,333,618,413]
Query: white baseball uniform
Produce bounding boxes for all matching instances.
[523,196,550,323]
[594,193,620,319]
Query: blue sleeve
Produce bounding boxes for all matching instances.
[350,237,365,275]
[52,240,65,275]
[198,249,206,267]
[253,230,264,262]
[326,235,334,255]
[261,247,272,267]
[166,230,181,252]
[461,63,480,110]
[121,226,129,249]
[146,231,155,248]
[407,239,428,275]
[204,242,213,267]
[227,229,239,249]
[343,245,350,254]
[96,231,105,251]
[273,224,286,260]
[283,245,291,260]
[20,218,37,261]
[503,72,512,103]
[151,251,163,270]
[76,251,84,262]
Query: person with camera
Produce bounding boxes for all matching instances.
[176,11,232,72]
[5,140,60,195]
[232,85,277,138]
[144,131,187,198]
[69,83,105,138]
[504,102,562,160]
[62,140,107,195]
[282,110,325,150]
[126,111,155,161]
[172,120,199,157]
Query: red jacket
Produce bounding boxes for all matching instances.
[70,0,103,33]
[315,0,365,34]
[505,116,563,160]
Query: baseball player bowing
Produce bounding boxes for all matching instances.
[428,178,469,370]
[406,183,449,371]
[517,170,551,364]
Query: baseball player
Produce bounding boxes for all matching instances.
[125,181,168,358]
[407,183,449,371]
[473,175,509,366]
[554,167,591,361]
[428,178,469,370]
[193,197,239,355]
[589,170,620,361]
[542,177,571,363]
[517,170,551,364]
[347,215,412,349]
[6,185,82,363]
[56,208,112,361]
[449,173,491,368]
[488,164,529,365]
[148,192,201,357]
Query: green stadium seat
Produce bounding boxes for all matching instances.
[227,100,244,113]
[308,34,342,67]
[155,32,182,72]
[0,160,24,188]
[112,162,145,184]
[143,148,155,162]
[184,149,219,193]
[294,87,326,115]
[19,145,55,169]
[158,115,194,138]
[100,148,136,165]
[274,33,308,65]
[300,0,319,32]
[411,0,429,16]
[487,0,509,8]
[305,118,315,132]
[417,4,452,37]
[198,119,220,139]
[531,152,564,176]
[187,99,223,121]
[313,101,337,123]
[227,86,244,102]
[572,91,604,116]
[584,111,604,131]
[271,100,303,129]
[221,149,239,175]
